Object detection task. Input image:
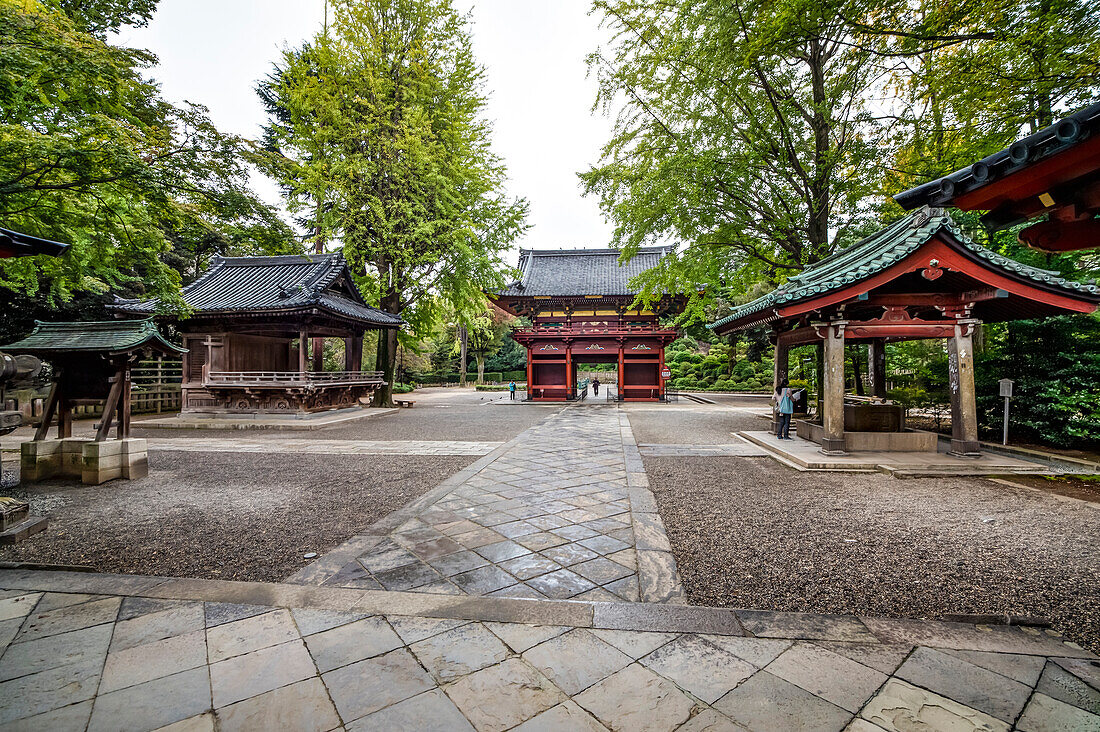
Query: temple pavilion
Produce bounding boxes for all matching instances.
[114,253,403,415]
[708,207,1100,456]
[489,247,683,401]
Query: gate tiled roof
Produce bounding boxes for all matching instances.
[497,247,673,298]
[1,319,185,355]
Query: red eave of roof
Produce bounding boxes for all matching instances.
[953,134,1100,212]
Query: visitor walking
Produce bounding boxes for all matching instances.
[592,377,600,396]
[774,378,800,440]
[509,381,517,400]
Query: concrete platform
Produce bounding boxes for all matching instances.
[135,406,399,431]
[739,431,1054,475]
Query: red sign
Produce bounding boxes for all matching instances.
[660,367,671,379]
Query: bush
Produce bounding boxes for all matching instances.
[475,384,512,391]
[392,382,416,394]
[502,370,526,381]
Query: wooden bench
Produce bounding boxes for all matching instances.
[394,399,416,408]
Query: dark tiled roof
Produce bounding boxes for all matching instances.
[496,246,673,298]
[1,319,185,355]
[114,253,402,328]
[708,207,1100,332]
[894,102,1100,214]
[0,227,69,258]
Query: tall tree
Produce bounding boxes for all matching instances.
[582,0,885,322]
[258,0,528,406]
[0,0,295,306]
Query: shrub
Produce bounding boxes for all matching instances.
[475,384,511,391]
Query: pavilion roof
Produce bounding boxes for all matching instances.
[0,227,69,258]
[114,253,403,328]
[708,207,1100,333]
[893,102,1100,226]
[496,246,673,298]
[1,319,186,356]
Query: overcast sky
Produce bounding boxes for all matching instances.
[114,0,621,262]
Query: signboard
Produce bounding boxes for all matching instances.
[660,367,671,380]
[999,378,1014,398]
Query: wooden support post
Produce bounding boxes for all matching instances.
[617,345,625,396]
[565,346,573,400]
[118,360,132,439]
[298,330,308,374]
[658,346,665,400]
[821,322,847,454]
[96,369,125,442]
[312,336,324,372]
[948,320,981,456]
[771,338,789,433]
[868,339,887,398]
[58,391,72,438]
[34,382,60,441]
[525,347,533,400]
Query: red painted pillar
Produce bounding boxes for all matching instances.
[617,344,625,397]
[526,346,533,400]
[658,346,665,400]
[565,345,573,400]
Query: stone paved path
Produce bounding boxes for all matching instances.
[291,406,685,604]
[145,438,503,456]
[637,443,769,457]
[0,570,1097,732]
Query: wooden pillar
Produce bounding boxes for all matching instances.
[118,360,132,438]
[298,330,308,374]
[821,322,847,454]
[771,338,789,433]
[948,320,981,457]
[868,339,887,398]
[312,337,324,372]
[35,381,60,441]
[658,346,665,400]
[617,344,625,396]
[565,345,573,400]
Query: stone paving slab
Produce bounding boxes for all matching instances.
[0,572,1096,732]
[296,406,686,604]
[637,443,769,457]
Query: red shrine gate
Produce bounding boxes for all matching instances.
[490,248,683,402]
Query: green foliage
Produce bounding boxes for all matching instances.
[976,315,1100,448]
[0,1,295,305]
[256,0,528,405]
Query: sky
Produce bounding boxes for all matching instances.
[114,0,621,261]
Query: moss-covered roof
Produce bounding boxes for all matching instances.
[1,319,186,355]
[708,207,1100,333]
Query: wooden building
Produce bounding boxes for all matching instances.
[114,253,403,415]
[708,207,1100,455]
[489,247,682,401]
[895,102,1100,252]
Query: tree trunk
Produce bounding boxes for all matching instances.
[477,355,485,384]
[371,290,401,408]
[458,326,468,386]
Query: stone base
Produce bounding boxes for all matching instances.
[20,438,147,485]
[0,515,47,544]
[796,420,939,453]
[949,438,981,458]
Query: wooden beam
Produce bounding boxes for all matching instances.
[34,382,60,441]
[96,370,125,442]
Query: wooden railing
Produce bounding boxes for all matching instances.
[520,323,673,335]
[204,371,385,388]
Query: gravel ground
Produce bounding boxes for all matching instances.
[0,451,473,583]
[625,399,768,444]
[646,456,1100,653]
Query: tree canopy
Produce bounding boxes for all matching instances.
[257,0,528,405]
[0,0,295,307]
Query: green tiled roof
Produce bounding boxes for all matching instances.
[1,319,186,355]
[708,207,1100,332]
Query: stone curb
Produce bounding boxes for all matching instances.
[1,569,1094,660]
[284,408,564,585]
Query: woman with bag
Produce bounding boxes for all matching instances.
[774,378,799,440]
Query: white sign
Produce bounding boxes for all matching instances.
[999,378,1014,398]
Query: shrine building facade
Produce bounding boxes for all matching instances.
[489,247,683,402]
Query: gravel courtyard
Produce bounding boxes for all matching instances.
[0,451,474,582]
[645,455,1100,653]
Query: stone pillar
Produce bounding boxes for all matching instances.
[868,339,887,398]
[771,339,789,433]
[821,322,847,454]
[948,320,981,457]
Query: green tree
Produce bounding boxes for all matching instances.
[0,0,295,306]
[258,0,528,406]
[462,304,510,384]
[583,0,886,322]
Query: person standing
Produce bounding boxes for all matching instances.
[592,377,600,396]
[509,380,517,400]
[774,378,798,440]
